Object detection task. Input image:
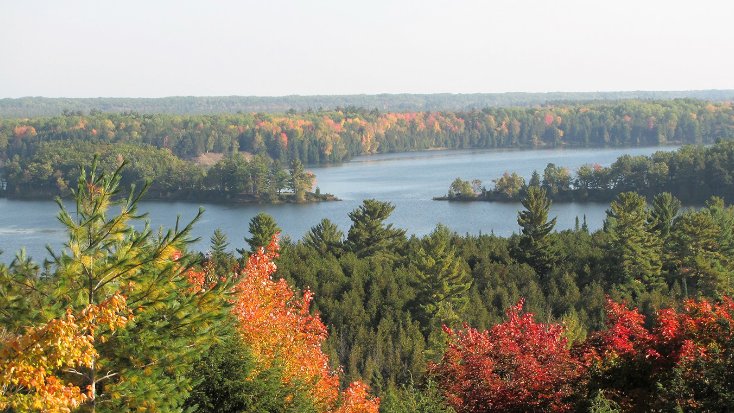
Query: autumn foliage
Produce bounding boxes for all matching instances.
[0,293,131,412]
[429,297,734,412]
[428,298,581,412]
[189,236,379,412]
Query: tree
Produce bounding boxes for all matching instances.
[447,178,473,198]
[0,157,234,412]
[245,212,282,254]
[492,172,524,198]
[210,227,230,257]
[514,187,558,276]
[290,158,315,201]
[230,237,379,412]
[346,199,407,259]
[647,192,681,240]
[528,170,541,188]
[428,299,582,412]
[409,224,472,331]
[577,297,734,412]
[605,192,664,296]
[304,218,344,257]
[184,333,318,413]
[269,159,290,195]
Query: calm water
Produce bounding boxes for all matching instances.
[0,146,678,264]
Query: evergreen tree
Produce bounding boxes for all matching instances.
[647,192,681,240]
[346,199,407,259]
[605,192,664,297]
[268,159,290,195]
[528,170,541,188]
[408,224,472,332]
[210,227,230,257]
[184,333,317,413]
[244,213,281,253]
[304,218,344,257]
[5,158,234,411]
[289,158,314,201]
[513,187,558,276]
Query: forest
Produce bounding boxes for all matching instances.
[3,98,734,203]
[2,90,732,118]
[444,139,734,204]
[0,141,325,203]
[1,99,734,169]
[2,154,733,411]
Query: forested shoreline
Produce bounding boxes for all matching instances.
[2,99,733,167]
[3,98,734,203]
[441,139,734,204]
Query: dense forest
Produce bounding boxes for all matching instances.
[0,140,324,202]
[2,90,733,118]
[2,156,733,411]
[444,139,734,204]
[2,99,734,186]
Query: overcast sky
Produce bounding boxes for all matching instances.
[2,0,733,98]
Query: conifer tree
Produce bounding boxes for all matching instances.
[346,199,407,259]
[2,157,234,412]
[647,192,681,240]
[210,227,230,257]
[409,224,472,332]
[605,192,664,296]
[244,213,282,253]
[304,218,344,257]
[514,187,558,276]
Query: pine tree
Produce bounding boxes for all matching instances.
[244,212,282,253]
[210,227,230,257]
[514,187,558,276]
[605,192,664,297]
[304,218,344,257]
[647,192,681,240]
[4,157,234,411]
[346,199,407,259]
[409,224,472,333]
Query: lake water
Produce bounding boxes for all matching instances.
[0,146,679,264]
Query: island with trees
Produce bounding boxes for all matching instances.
[438,138,734,204]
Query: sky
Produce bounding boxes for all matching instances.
[1,0,733,98]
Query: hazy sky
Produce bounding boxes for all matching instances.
[2,0,733,98]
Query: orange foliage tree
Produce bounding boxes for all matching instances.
[189,236,379,412]
[0,293,131,412]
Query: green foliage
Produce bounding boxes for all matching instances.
[408,225,472,332]
[491,172,524,199]
[2,157,235,411]
[304,218,344,257]
[245,213,282,254]
[447,178,473,198]
[605,192,664,297]
[346,199,407,259]
[513,187,559,276]
[184,334,317,413]
[647,192,681,240]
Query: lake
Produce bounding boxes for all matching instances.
[0,145,679,264]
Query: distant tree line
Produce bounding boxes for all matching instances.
[2,99,734,169]
[446,139,734,204]
[1,90,733,118]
